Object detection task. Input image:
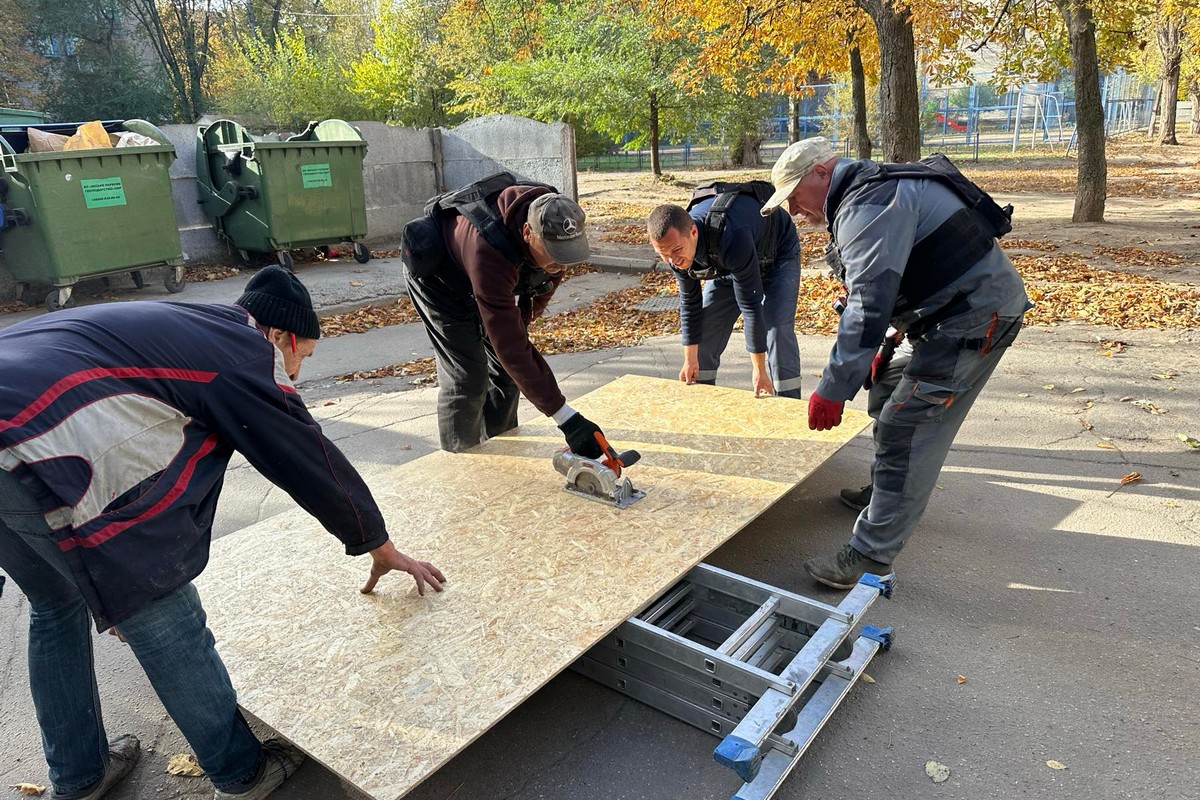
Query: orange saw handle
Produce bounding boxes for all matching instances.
[593,432,641,477]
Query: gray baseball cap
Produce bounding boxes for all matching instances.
[761,137,837,216]
[528,193,590,265]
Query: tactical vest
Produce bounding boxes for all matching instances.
[401,171,556,298]
[825,154,1013,307]
[684,180,782,279]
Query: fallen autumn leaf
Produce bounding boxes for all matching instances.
[925,761,951,783]
[167,753,205,777]
[8,785,45,796]
[1046,759,1067,770]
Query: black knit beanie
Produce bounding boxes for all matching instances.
[235,266,321,339]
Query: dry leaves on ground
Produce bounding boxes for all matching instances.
[336,357,437,383]
[185,264,240,283]
[167,754,205,777]
[8,784,45,796]
[1001,238,1060,252]
[1009,254,1156,284]
[800,230,829,265]
[1094,245,1185,268]
[962,163,1200,197]
[1046,759,1068,770]
[320,299,420,337]
[579,200,656,221]
[598,223,648,245]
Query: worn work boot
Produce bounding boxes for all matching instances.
[213,739,305,800]
[804,544,892,591]
[52,734,141,800]
[838,484,873,512]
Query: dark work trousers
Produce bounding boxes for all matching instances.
[852,313,1024,563]
[406,271,520,452]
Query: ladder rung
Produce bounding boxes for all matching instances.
[718,595,781,657]
[639,583,692,626]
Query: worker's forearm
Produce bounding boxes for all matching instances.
[750,351,768,372]
[683,344,699,364]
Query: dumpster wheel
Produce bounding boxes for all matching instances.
[45,288,75,313]
[277,251,294,271]
[353,242,371,264]
[164,266,186,294]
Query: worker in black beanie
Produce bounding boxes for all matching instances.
[0,274,443,800]
[234,265,322,381]
[235,265,322,340]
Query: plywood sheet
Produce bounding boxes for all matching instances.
[196,375,869,799]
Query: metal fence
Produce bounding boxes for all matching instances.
[581,70,1154,171]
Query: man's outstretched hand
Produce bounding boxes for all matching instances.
[362,539,446,596]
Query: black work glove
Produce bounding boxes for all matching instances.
[558,412,605,459]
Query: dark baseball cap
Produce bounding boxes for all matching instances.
[528,193,590,266]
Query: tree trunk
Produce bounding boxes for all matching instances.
[732,131,763,166]
[1056,0,1106,222]
[1190,82,1200,135]
[648,90,661,176]
[1158,19,1182,145]
[1147,79,1161,138]
[857,0,920,161]
[849,44,872,159]
[787,95,801,144]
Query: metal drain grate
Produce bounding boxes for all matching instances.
[633,295,678,312]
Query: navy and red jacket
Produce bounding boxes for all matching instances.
[0,301,388,630]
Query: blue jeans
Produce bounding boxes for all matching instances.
[694,256,803,398]
[0,469,263,795]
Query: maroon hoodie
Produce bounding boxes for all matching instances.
[441,184,566,416]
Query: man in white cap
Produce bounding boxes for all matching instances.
[762,137,1029,589]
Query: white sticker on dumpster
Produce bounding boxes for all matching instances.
[81,177,127,209]
[300,163,332,188]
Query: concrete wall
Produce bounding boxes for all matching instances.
[0,114,576,297]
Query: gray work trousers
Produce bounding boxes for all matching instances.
[852,313,1023,564]
[406,272,520,452]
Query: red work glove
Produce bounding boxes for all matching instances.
[808,391,845,431]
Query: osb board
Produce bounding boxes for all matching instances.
[197,375,868,799]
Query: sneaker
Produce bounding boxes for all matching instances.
[213,739,305,800]
[839,484,873,512]
[804,544,892,590]
[52,734,140,800]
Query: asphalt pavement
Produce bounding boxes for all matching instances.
[1,257,1197,800]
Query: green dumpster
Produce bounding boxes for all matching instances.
[0,119,185,312]
[196,118,370,270]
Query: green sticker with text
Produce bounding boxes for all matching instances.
[300,163,332,188]
[81,177,127,209]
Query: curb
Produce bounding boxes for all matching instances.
[588,253,662,274]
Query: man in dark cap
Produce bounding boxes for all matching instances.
[0,266,444,800]
[404,177,611,458]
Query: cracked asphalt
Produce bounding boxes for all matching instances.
[1,257,1198,800]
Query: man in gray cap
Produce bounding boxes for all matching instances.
[0,266,444,800]
[404,176,612,459]
[762,137,1029,589]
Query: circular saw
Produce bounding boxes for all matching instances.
[552,433,646,510]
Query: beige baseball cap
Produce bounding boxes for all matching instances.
[760,137,837,216]
[528,193,590,265]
